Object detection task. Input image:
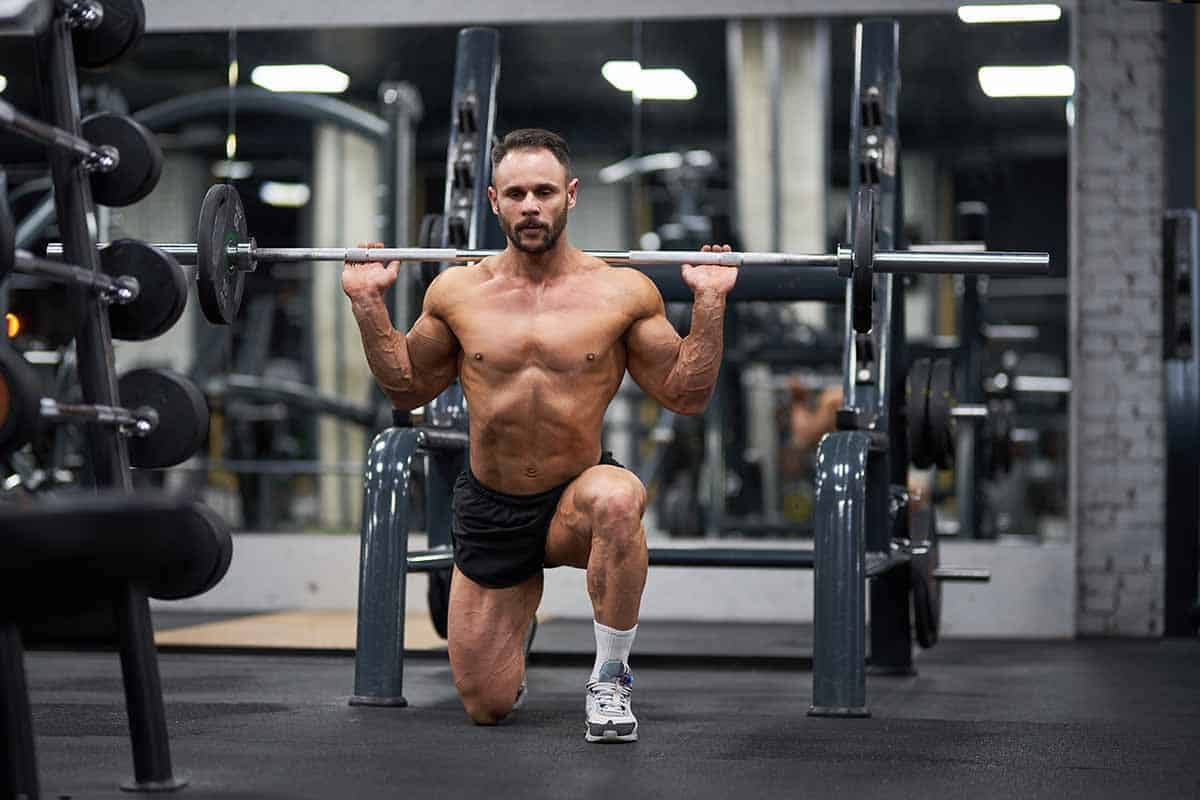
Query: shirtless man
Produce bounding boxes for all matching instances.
[342,129,737,742]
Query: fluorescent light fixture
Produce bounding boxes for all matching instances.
[259,181,311,208]
[957,4,1061,23]
[635,69,697,101]
[978,65,1074,98]
[601,60,697,101]
[602,60,642,92]
[250,64,350,94]
[0,75,7,94]
[212,160,254,180]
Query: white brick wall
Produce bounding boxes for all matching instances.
[1071,1,1167,636]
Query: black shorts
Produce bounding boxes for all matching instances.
[451,452,625,589]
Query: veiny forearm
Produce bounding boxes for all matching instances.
[349,292,421,406]
[664,291,726,414]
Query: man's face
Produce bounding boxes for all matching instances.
[488,148,578,254]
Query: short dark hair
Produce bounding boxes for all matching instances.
[490,128,572,183]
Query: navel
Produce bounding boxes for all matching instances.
[587,353,596,361]
[474,352,484,361]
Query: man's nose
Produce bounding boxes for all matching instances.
[520,193,540,213]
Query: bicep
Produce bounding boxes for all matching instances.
[406,311,459,376]
[625,296,683,401]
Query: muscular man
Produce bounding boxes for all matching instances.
[342,129,737,742]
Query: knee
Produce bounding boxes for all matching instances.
[591,478,647,537]
[460,690,516,726]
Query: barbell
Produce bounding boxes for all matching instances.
[51,184,1051,325]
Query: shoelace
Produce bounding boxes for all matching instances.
[588,679,632,716]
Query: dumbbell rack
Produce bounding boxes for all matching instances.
[1,3,186,795]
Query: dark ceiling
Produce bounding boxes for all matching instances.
[1,13,1070,169]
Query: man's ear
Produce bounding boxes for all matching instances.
[487,185,498,214]
[566,177,579,209]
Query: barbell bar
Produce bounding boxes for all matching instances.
[51,240,1049,276]
[48,182,1050,325]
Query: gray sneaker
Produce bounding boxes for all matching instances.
[585,659,637,743]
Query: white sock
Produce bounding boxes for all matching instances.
[590,621,638,682]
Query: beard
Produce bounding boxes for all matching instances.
[501,209,568,254]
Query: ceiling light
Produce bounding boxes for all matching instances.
[602,61,642,92]
[601,60,697,101]
[978,65,1074,98]
[212,160,254,180]
[634,69,697,101]
[0,75,7,94]
[259,181,311,208]
[958,4,1061,23]
[250,64,350,94]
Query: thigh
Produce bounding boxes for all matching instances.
[447,566,542,695]
[544,464,645,569]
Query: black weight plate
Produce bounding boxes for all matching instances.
[101,240,188,341]
[196,184,247,325]
[428,565,452,639]
[910,503,941,649]
[418,213,444,289]
[118,368,209,468]
[852,186,875,333]
[906,357,934,469]
[82,113,163,207]
[929,358,956,470]
[0,171,14,283]
[72,0,145,70]
[0,342,41,458]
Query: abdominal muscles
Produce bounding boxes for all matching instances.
[466,364,619,494]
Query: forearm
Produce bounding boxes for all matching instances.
[663,291,726,414]
[349,292,422,408]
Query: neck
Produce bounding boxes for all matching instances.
[502,235,574,281]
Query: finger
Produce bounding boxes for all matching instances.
[701,244,712,252]
[722,244,732,252]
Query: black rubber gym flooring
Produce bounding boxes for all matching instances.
[23,624,1200,799]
